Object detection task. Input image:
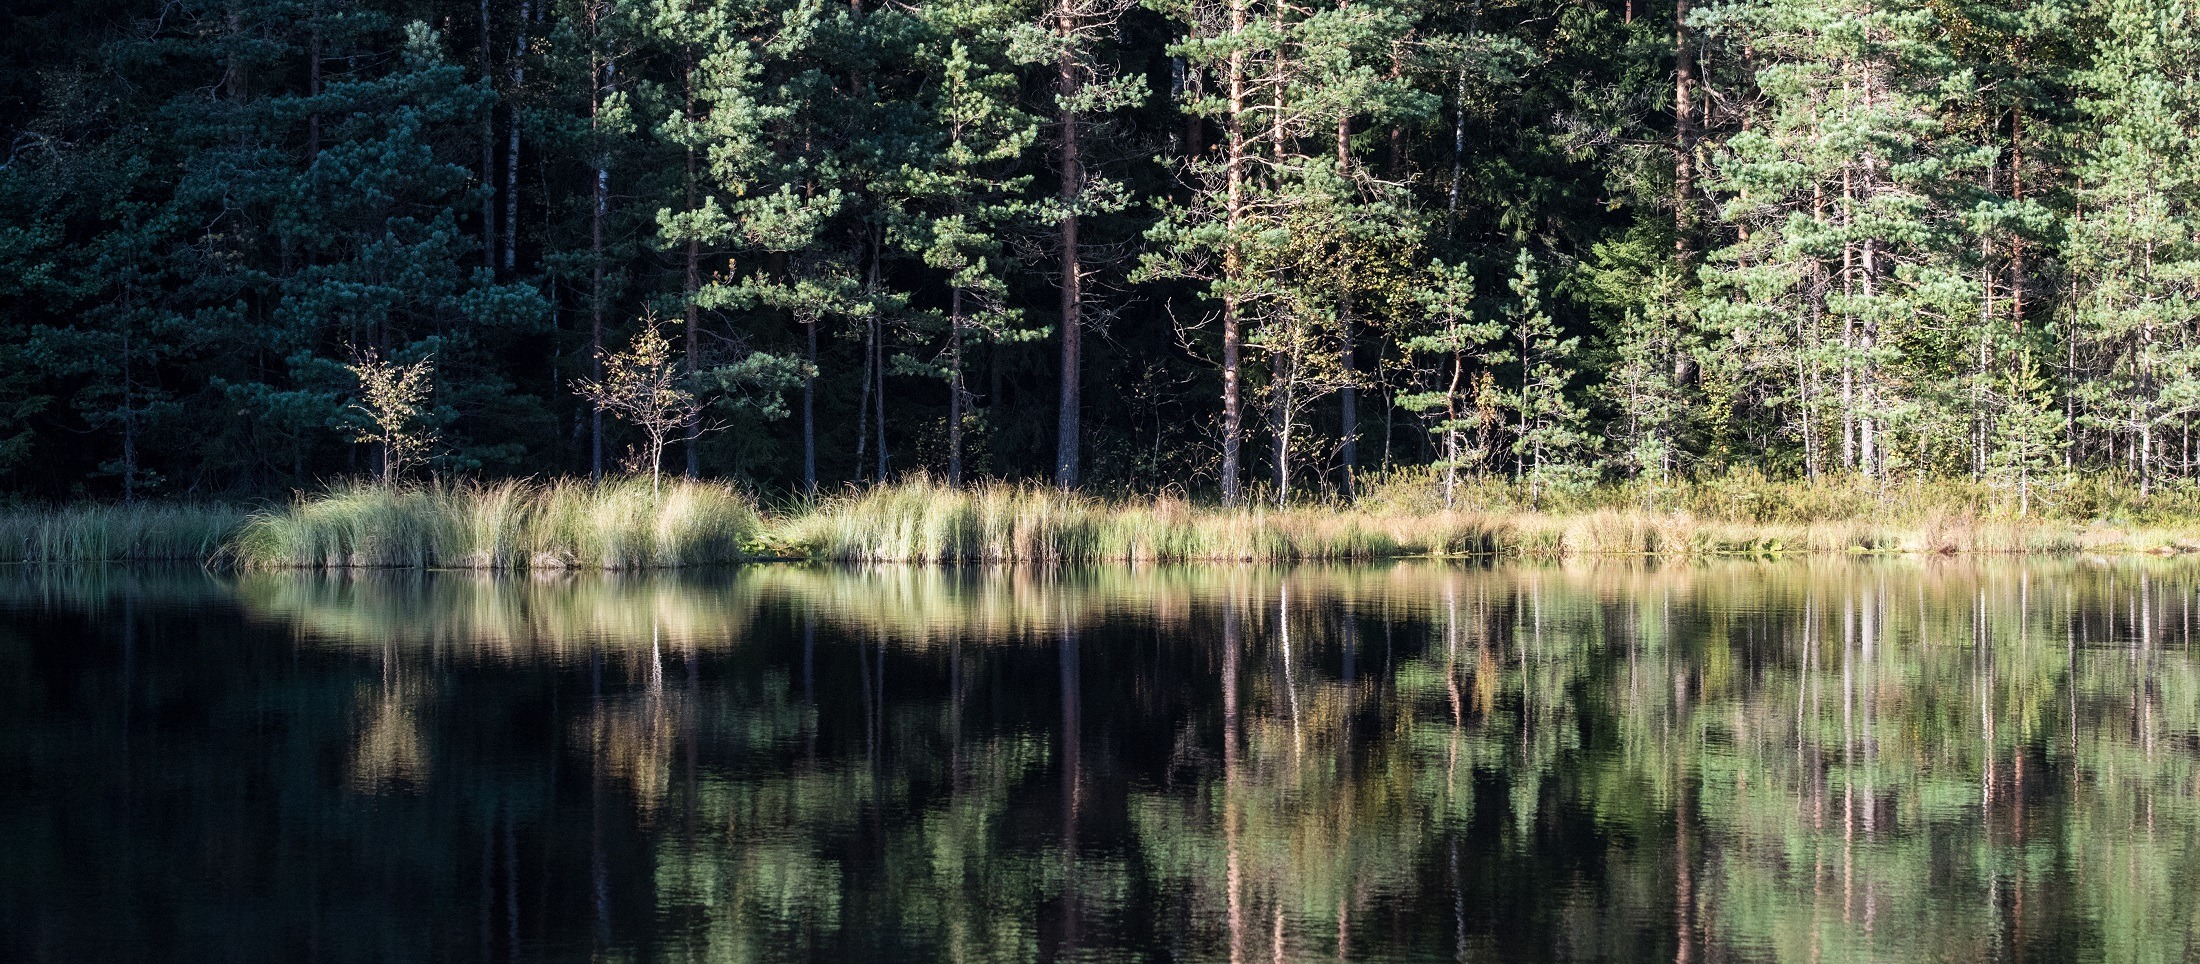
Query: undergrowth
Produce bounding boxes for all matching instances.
[10,470,2200,569]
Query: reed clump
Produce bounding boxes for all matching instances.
[779,472,2200,562]
[775,479,1475,563]
[231,478,759,569]
[0,503,246,563]
[33,470,2200,569]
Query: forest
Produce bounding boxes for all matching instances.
[0,0,2180,506]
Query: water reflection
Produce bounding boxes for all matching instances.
[2,559,2196,962]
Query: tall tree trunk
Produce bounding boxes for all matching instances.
[1054,0,1083,488]
[949,288,965,487]
[482,0,497,270]
[1673,0,1695,255]
[805,314,818,493]
[122,306,137,504]
[1273,350,1291,504]
[506,2,527,274]
[590,45,610,482]
[1387,40,1405,177]
[2009,111,2026,330]
[856,313,873,479]
[684,54,701,479]
[1221,0,1248,505]
[1841,163,1856,471]
[1181,57,1203,159]
[1447,63,1466,238]
[1337,114,1357,498]
[871,230,889,480]
[308,1,321,158]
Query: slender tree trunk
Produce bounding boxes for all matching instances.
[1341,309,1357,499]
[1447,64,1466,239]
[506,2,526,274]
[308,2,321,158]
[1054,0,1084,488]
[1387,40,1405,177]
[1841,163,1856,471]
[1444,346,1463,508]
[805,314,818,493]
[590,40,610,482]
[684,65,701,479]
[2141,241,2156,496]
[122,308,137,504]
[1221,0,1248,505]
[1673,0,1695,256]
[1182,56,1203,159]
[2009,111,2026,330]
[856,314,873,479]
[1338,115,1357,499]
[1273,350,1291,504]
[871,230,889,480]
[949,288,965,487]
[482,0,497,270]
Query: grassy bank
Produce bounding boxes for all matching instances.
[779,475,2189,561]
[229,479,758,569]
[13,473,2200,569]
[0,503,247,563]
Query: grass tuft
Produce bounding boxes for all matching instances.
[0,503,246,563]
[23,470,2200,569]
[231,478,758,569]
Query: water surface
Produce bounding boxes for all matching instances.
[4,560,2196,962]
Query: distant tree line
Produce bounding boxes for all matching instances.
[0,0,2186,503]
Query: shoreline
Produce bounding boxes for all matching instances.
[8,477,2200,568]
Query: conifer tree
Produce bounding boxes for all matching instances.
[1989,347,2066,516]
[2066,0,2200,495]
[890,19,1040,487]
[1398,259,1500,507]
[1503,250,1590,504]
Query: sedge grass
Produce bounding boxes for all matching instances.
[231,478,759,569]
[0,503,246,563]
[21,470,2200,569]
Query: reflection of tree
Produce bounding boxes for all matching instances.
[349,654,431,793]
[8,558,2200,961]
[235,571,756,658]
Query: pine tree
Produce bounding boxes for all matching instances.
[1397,259,1501,507]
[2066,0,2200,495]
[1012,0,1146,488]
[1504,250,1591,504]
[1988,347,2066,516]
[893,17,1040,487]
[1695,0,1991,481]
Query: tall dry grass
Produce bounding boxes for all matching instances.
[25,469,2200,569]
[780,474,2200,561]
[230,478,759,569]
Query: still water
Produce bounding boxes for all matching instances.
[3,560,2196,963]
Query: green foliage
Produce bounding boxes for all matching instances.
[345,349,441,485]
[0,0,2187,509]
[1502,250,1592,503]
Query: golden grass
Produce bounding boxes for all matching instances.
[230,478,759,569]
[25,469,2200,569]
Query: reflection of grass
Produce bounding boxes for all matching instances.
[0,503,245,563]
[234,570,756,656]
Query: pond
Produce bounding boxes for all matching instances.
[2,560,2196,962]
